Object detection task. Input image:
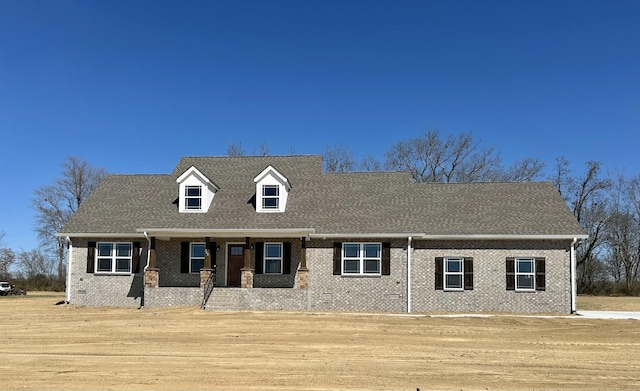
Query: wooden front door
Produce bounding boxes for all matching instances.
[227,244,244,287]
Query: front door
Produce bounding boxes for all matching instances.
[227,245,244,287]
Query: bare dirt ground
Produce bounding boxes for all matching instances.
[1,293,639,391]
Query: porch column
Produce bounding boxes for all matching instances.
[241,237,254,288]
[145,237,159,288]
[200,237,214,288]
[298,237,309,289]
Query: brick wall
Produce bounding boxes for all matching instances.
[410,240,572,313]
[68,238,146,307]
[69,237,573,313]
[305,239,408,313]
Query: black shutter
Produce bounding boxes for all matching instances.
[283,242,292,274]
[435,257,443,290]
[382,242,391,275]
[464,257,473,290]
[255,242,264,274]
[333,242,342,275]
[506,257,515,290]
[132,242,141,273]
[181,242,189,273]
[535,257,546,291]
[86,241,96,273]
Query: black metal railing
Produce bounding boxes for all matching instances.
[200,267,216,310]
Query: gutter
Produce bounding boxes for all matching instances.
[137,228,316,239]
[570,238,578,313]
[56,232,146,238]
[407,236,412,313]
[64,237,72,303]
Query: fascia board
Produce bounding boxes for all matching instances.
[419,234,589,240]
[136,228,315,238]
[56,232,146,238]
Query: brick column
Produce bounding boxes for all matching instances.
[298,237,309,289]
[241,237,254,288]
[145,268,159,288]
[200,268,214,288]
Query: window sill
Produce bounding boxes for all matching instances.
[94,272,133,276]
[340,274,381,278]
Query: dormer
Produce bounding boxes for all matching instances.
[254,165,291,213]
[176,166,219,213]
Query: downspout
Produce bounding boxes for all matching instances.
[142,231,150,309]
[407,236,412,313]
[570,238,577,313]
[64,237,72,303]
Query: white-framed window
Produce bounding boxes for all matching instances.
[444,258,463,290]
[516,258,535,291]
[264,242,283,274]
[262,185,280,210]
[190,242,205,273]
[342,242,381,275]
[96,242,132,274]
[185,185,202,210]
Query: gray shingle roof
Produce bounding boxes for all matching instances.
[59,155,586,238]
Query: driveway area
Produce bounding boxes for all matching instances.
[577,310,640,320]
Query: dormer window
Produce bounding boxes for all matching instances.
[176,166,219,213]
[262,185,279,210]
[185,185,202,210]
[254,165,291,213]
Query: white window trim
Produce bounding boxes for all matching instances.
[515,258,536,291]
[444,257,464,291]
[264,242,283,274]
[342,242,382,276]
[95,242,132,274]
[261,185,280,211]
[184,185,203,211]
[190,242,206,274]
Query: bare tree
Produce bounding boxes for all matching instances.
[256,142,270,156]
[32,157,106,281]
[17,249,56,279]
[605,174,640,293]
[360,155,383,172]
[227,142,245,157]
[0,248,15,280]
[384,130,540,183]
[552,159,612,293]
[323,144,356,173]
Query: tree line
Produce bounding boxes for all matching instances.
[1,130,637,294]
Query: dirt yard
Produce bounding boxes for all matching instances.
[1,293,638,391]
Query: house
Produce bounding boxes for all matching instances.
[57,155,587,313]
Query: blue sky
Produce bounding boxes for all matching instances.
[0,0,638,252]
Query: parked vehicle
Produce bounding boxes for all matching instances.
[0,282,26,296]
[0,281,10,296]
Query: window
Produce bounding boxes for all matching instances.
[342,243,381,275]
[506,257,545,291]
[516,258,535,290]
[264,243,283,274]
[262,185,279,210]
[435,257,473,290]
[444,258,463,290]
[95,242,132,273]
[190,243,205,273]
[185,185,202,210]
